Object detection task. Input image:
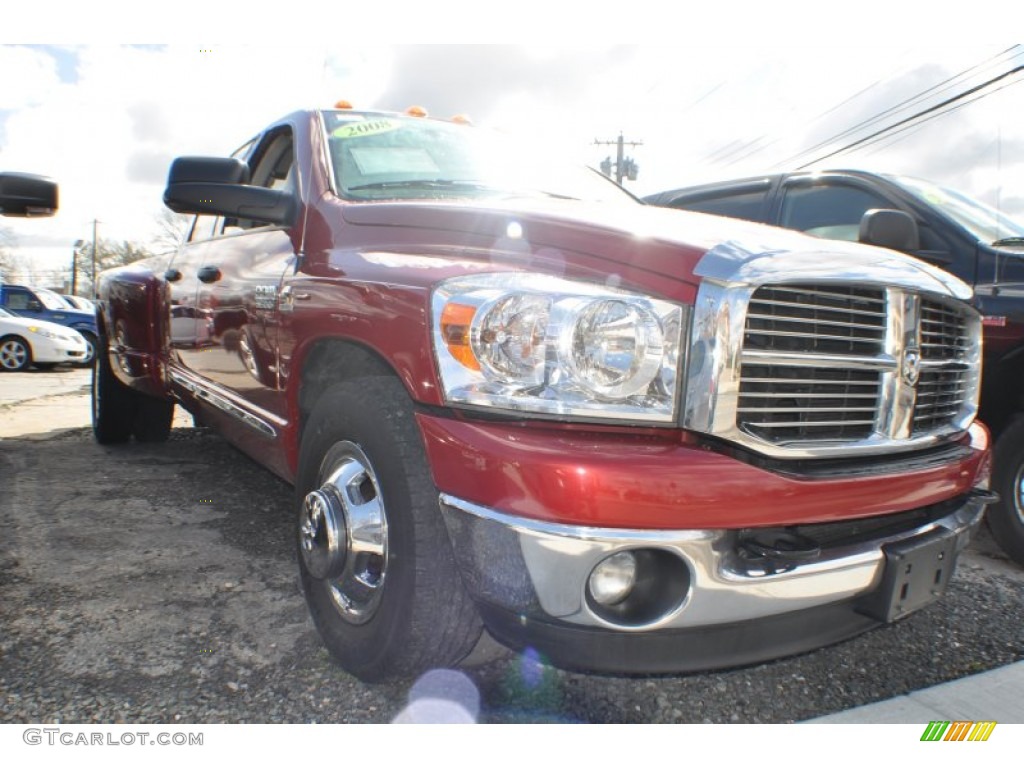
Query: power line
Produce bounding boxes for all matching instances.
[781,45,1021,168]
[694,47,1020,171]
[795,63,1024,169]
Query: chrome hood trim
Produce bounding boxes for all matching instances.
[694,239,973,301]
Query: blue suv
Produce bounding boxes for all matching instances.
[0,284,97,365]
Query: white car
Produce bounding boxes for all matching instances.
[0,307,88,371]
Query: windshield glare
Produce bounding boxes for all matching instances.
[323,111,633,205]
[893,175,1024,245]
[35,288,73,310]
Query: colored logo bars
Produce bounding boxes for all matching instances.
[920,721,997,741]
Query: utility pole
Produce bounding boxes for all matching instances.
[72,239,84,295]
[594,133,643,185]
[90,219,99,299]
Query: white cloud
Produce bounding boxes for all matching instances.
[0,46,61,110]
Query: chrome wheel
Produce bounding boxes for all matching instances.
[296,378,483,680]
[79,332,96,366]
[300,441,388,625]
[0,338,30,371]
[1014,466,1024,525]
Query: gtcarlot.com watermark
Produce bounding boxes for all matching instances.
[23,728,203,747]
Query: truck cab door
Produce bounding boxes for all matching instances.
[188,128,298,423]
[167,214,217,357]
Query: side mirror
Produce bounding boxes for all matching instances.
[163,156,296,227]
[0,172,58,217]
[859,209,920,252]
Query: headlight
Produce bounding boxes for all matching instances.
[432,273,686,423]
[27,326,60,339]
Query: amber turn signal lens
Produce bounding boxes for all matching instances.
[440,303,480,370]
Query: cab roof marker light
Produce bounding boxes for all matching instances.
[406,105,428,118]
[450,114,473,125]
[334,99,354,110]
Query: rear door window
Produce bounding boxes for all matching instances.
[668,186,770,223]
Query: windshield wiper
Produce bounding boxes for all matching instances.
[347,179,496,193]
[992,237,1024,247]
[345,180,580,201]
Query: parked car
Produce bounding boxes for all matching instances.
[0,284,97,366]
[646,170,1024,566]
[93,109,992,681]
[62,295,96,312]
[0,307,88,370]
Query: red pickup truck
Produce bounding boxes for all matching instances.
[94,106,993,682]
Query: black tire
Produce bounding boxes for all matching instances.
[133,395,174,443]
[75,331,97,367]
[296,377,483,682]
[0,336,32,372]
[91,335,137,444]
[989,419,1024,567]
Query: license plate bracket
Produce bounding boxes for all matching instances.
[857,527,958,623]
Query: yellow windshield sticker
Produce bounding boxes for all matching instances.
[331,119,399,140]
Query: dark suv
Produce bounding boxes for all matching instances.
[0,284,97,365]
[646,170,1024,565]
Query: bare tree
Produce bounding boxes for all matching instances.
[152,208,191,256]
[73,237,155,298]
[0,227,26,282]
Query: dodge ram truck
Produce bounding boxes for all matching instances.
[93,107,993,681]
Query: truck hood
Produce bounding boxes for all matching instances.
[341,197,972,300]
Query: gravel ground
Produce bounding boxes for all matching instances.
[1,427,1022,724]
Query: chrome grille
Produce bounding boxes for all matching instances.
[736,284,976,448]
[738,365,880,441]
[913,369,970,433]
[920,299,970,361]
[743,285,886,357]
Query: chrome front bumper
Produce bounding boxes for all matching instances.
[439,492,987,633]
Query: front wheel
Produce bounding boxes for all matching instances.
[296,378,483,682]
[0,336,32,372]
[988,418,1024,567]
[76,331,97,367]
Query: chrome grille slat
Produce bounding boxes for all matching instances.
[750,298,886,319]
[746,329,885,343]
[740,391,878,399]
[743,419,876,428]
[760,285,887,305]
[741,406,878,413]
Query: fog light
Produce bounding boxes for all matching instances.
[588,551,638,606]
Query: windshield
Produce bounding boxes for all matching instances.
[892,175,1024,246]
[34,288,73,310]
[323,111,635,205]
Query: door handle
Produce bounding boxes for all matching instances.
[197,266,222,283]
